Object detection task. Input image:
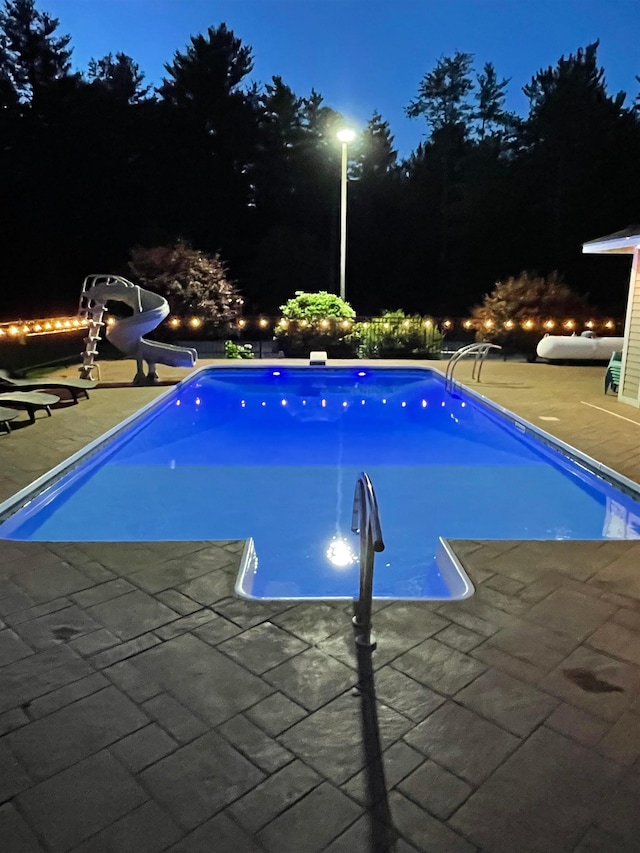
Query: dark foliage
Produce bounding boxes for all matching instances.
[1,5,639,322]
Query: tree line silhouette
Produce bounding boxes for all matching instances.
[1,0,639,321]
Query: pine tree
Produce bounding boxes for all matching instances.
[0,0,73,110]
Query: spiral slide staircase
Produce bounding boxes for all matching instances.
[78,274,197,384]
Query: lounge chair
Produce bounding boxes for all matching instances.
[0,391,59,423]
[604,351,622,394]
[0,406,19,433]
[0,368,96,403]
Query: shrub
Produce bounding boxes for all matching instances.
[128,240,244,325]
[470,272,593,358]
[355,310,442,359]
[224,340,254,359]
[274,291,358,357]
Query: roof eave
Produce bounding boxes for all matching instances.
[582,237,640,254]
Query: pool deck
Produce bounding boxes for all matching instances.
[1,357,640,852]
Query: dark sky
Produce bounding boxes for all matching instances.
[43,0,640,158]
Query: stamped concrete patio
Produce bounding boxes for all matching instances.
[1,357,640,853]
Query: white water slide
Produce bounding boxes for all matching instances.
[80,275,197,383]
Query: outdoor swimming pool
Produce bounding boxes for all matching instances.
[0,366,639,600]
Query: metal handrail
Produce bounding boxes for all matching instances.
[351,472,385,649]
[445,342,501,391]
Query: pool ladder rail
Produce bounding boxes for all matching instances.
[445,342,501,392]
[352,472,385,650]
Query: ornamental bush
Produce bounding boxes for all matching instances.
[274,291,358,357]
[128,240,243,325]
[355,310,442,359]
[470,272,592,358]
[224,340,254,359]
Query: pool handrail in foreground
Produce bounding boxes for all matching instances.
[351,472,385,650]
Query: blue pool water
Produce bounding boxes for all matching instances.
[1,366,639,599]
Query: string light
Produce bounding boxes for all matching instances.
[0,312,624,344]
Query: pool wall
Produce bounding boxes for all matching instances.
[234,535,476,602]
[1,364,639,602]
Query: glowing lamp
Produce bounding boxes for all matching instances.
[337,128,356,144]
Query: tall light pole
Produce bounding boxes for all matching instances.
[337,128,355,302]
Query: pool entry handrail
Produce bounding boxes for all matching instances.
[351,472,385,649]
[445,341,501,391]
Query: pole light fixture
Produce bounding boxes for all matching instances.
[337,128,356,302]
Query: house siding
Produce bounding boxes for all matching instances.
[621,253,640,405]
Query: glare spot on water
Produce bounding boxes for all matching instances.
[326,537,357,568]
